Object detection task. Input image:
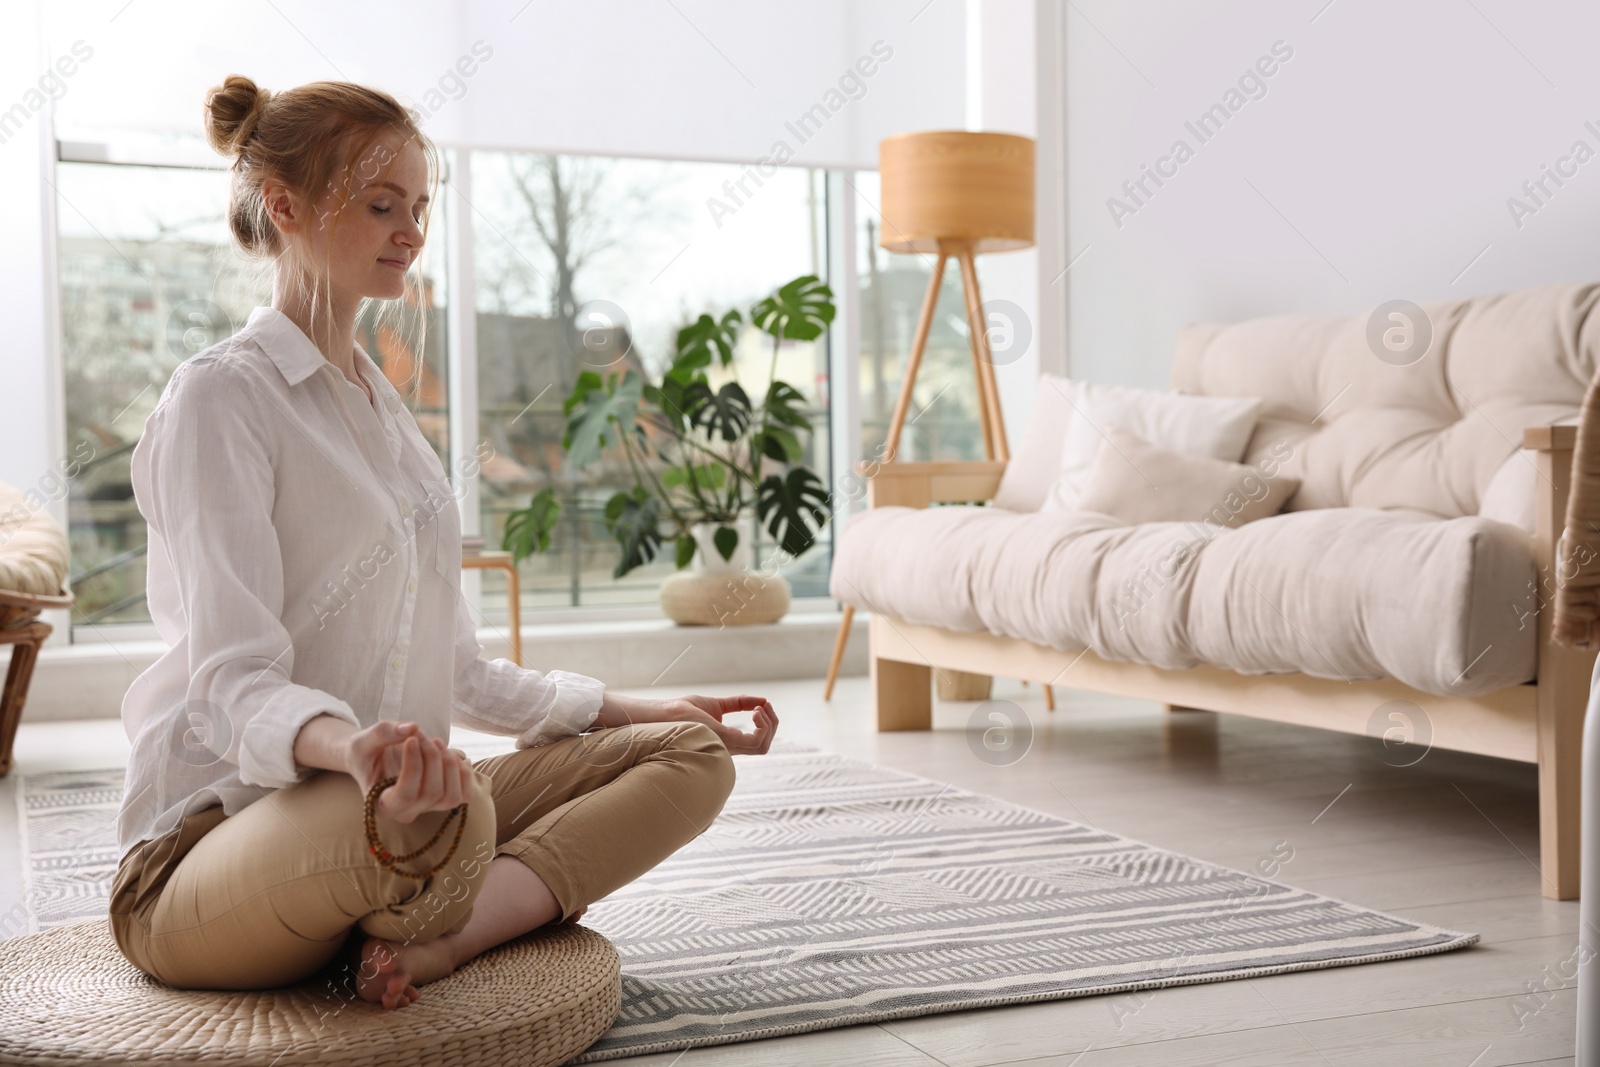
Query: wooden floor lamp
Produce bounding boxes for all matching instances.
[823,130,1047,706]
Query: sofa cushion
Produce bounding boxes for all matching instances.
[1074,425,1300,527]
[1170,282,1600,519]
[829,503,1535,697]
[1185,508,1534,693]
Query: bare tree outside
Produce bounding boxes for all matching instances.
[473,152,701,605]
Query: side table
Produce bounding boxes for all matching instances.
[461,550,521,668]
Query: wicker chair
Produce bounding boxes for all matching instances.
[0,586,71,777]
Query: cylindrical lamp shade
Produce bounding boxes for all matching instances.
[878,130,1035,254]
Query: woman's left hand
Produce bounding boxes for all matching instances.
[597,692,778,755]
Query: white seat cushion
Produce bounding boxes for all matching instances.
[829,503,1535,697]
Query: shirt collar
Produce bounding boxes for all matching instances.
[244,306,391,409]
[246,305,327,387]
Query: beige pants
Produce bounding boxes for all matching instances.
[109,720,735,991]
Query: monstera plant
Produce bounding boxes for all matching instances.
[502,274,834,588]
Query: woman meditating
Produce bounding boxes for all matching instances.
[109,74,778,1011]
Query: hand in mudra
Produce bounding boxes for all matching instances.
[346,720,474,824]
[607,693,779,755]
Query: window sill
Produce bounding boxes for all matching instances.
[23,604,869,722]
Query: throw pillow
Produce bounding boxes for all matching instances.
[1074,425,1299,527]
[991,375,1076,512]
[1041,382,1262,513]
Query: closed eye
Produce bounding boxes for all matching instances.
[371,203,424,223]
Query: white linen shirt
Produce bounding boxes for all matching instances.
[115,305,605,861]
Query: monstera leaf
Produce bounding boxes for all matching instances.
[502,487,561,566]
[670,310,742,378]
[756,467,830,557]
[644,375,692,436]
[713,524,739,562]
[683,380,753,442]
[506,273,836,585]
[563,370,642,468]
[754,380,810,463]
[750,275,835,342]
[603,486,663,578]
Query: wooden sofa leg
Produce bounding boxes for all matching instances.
[936,669,992,701]
[872,657,932,731]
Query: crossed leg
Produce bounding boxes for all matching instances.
[349,720,736,1008]
[111,720,734,1008]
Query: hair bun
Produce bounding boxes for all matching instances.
[203,75,272,156]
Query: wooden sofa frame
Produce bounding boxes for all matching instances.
[860,425,1594,901]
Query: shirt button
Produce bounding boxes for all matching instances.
[401,504,412,517]
[391,656,405,672]
[407,579,416,594]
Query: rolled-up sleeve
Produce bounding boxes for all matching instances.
[134,361,361,789]
[448,588,605,748]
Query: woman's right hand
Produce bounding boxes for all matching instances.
[344,720,475,824]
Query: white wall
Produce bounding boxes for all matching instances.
[969,0,1051,446]
[1064,0,1600,388]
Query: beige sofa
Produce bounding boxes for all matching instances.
[829,281,1600,900]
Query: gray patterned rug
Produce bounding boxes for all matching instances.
[14,767,121,933]
[15,736,1477,1062]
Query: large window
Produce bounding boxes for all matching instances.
[56,145,843,638]
[469,151,833,613]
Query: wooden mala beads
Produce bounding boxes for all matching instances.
[363,776,468,880]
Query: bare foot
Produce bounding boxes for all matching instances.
[352,935,457,1010]
[348,904,588,1009]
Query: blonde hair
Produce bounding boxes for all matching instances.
[202,74,441,406]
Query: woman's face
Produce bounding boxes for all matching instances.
[296,134,430,302]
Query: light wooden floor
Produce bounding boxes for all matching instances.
[0,676,1577,1065]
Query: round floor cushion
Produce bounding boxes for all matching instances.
[0,918,621,1066]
